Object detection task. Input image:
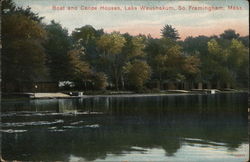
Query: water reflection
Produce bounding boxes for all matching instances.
[2,93,247,114]
[1,93,248,161]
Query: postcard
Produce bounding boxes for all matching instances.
[1,0,249,161]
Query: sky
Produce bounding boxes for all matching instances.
[14,0,249,40]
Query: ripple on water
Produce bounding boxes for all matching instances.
[0,129,27,133]
[85,124,100,128]
[1,111,104,118]
[48,129,65,132]
[183,138,227,146]
[70,121,85,125]
[1,120,64,127]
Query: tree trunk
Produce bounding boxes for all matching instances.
[159,71,162,90]
[113,67,119,91]
[115,77,119,91]
[216,81,221,89]
[121,75,125,90]
[198,82,203,89]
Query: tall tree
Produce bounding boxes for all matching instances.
[182,36,211,57]
[119,34,147,89]
[72,25,104,65]
[145,38,186,88]
[220,29,240,40]
[239,36,249,48]
[2,10,47,91]
[123,60,151,90]
[227,39,249,87]
[202,39,232,87]
[161,25,180,41]
[67,44,91,89]
[182,56,200,82]
[97,32,126,90]
[44,21,72,81]
[2,0,43,22]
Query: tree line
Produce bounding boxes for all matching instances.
[2,0,249,92]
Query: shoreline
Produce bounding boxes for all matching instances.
[1,90,247,100]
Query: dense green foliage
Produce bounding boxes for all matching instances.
[123,60,151,90]
[44,21,72,81]
[2,12,47,91]
[2,0,249,92]
[161,25,180,40]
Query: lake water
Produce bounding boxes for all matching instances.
[1,93,249,161]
